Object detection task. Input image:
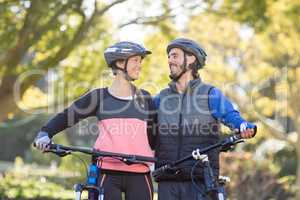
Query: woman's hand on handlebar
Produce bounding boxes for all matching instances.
[34,131,52,152]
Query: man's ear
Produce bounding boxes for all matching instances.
[186,54,196,66]
[115,60,125,69]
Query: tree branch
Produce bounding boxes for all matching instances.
[36,0,127,71]
[0,0,19,6]
[1,0,43,71]
[0,0,128,101]
[18,0,42,37]
[118,13,175,28]
[117,1,205,29]
[28,0,82,47]
[257,114,296,142]
[95,0,127,16]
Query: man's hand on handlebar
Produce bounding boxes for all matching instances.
[238,122,257,139]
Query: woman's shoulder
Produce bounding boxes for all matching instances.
[78,87,109,101]
[87,87,108,94]
[140,89,152,97]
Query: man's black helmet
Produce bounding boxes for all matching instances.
[104,41,151,67]
[167,38,207,69]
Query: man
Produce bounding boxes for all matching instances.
[153,38,256,200]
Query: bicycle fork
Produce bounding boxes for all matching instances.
[74,183,104,200]
[192,150,229,200]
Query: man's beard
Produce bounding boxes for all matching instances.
[169,63,186,81]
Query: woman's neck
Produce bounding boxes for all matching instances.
[109,75,134,97]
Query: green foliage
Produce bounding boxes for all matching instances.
[221,153,296,199]
[0,115,49,161]
[220,0,269,31]
[0,0,25,52]
[136,30,176,94]
[274,147,297,178]
[0,157,78,200]
[0,0,299,198]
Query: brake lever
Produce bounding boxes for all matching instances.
[220,135,244,152]
[46,149,71,157]
[120,156,145,165]
[122,158,137,165]
[44,146,71,157]
[220,140,244,152]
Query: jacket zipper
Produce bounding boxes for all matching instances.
[176,91,187,160]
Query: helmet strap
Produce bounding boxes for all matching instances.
[114,58,135,81]
[169,52,189,81]
[124,58,135,81]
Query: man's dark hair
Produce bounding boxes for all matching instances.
[186,51,200,79]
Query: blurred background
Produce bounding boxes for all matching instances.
[0,0,299,199]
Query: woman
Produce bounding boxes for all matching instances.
[34,41,156,200]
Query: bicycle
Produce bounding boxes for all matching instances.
[34,143,156,200]
[152,134,245,200]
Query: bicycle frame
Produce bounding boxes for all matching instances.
[44,144,157,200]
[153,134,244,200]
[191,152,229,200]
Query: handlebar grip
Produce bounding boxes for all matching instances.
[134,155,157,163]
[235,124,257,138]
[32,141,56,151]
[48,143,57,149]
[253,125,257,137]
[233,134,242,140]
[152,164,170,178]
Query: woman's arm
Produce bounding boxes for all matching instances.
[40,89,101,138]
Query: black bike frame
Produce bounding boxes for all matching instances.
[152,134,244,200]
[44,144,157,200]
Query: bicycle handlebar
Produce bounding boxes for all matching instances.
[34,142,156,163]
[174,134,243,166]
[152,134,244,177]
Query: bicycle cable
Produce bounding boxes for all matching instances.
[191,160,209,199]
[71,153,89,178]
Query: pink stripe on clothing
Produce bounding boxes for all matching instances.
[94,118,154,173]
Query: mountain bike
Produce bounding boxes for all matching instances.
[36,143,156,200]
[152,134,244,200]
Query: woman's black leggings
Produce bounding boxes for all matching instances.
[91,171,153,200]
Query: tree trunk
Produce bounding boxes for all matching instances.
[0,75,19,121]
[0,92,20,122]
[0,72,44,122]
